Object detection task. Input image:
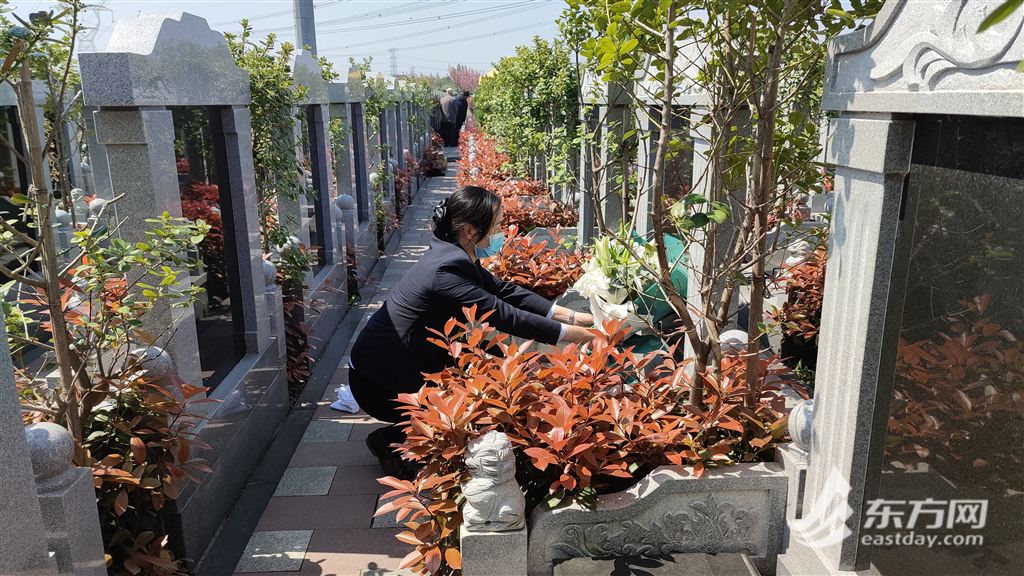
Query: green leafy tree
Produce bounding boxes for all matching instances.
[568,0,882,401]
[473,37,579,182]
[224,20,310,252]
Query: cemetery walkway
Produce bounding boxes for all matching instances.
[208,171,456,576]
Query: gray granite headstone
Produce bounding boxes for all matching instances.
[0,311,60,575]
[81,12,274,381]
[779,2,1024,574]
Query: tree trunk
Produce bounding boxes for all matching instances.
[17,64,82,439]
[745,11,787,408]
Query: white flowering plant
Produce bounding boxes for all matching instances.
[572,236,660,333]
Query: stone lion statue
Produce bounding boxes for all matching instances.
[462,431,525,532]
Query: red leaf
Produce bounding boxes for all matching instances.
[424,546,442,573]
[130,436,147,464]
[445,547,462,569]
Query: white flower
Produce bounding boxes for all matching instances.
[573,265,628,304]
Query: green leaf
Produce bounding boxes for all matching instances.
[978,0,1023,33]
[826,8,854,23]
[609,1,631,14]
[690,213,710,228]
[669,201,688,221]
[683,193,708,205]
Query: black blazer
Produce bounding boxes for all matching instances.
[350,235,562,394]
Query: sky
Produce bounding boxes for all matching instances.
[23,0,568,76]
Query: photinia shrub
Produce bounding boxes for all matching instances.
[482,226,586,300]
[457,129,511,180]
[85,370,211,576]
[377,306,799,574]
[770,242,827,342]
[422,135,448,177]
[501,196,578,231]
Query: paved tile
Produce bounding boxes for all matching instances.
[301,419,354,443]
[256,494,379,531]
[346,421,388,445]
[290,440,379,467]
[315,401,377,420]
[328,465,391,496]
[236,175,456,576]
[274,466,337,497]
[302,528,410,574]
[371,494,402,529]
[235,530,313,573]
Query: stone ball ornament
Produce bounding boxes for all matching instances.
[719,329,749,354]
[788,398,814,452]
[80,162,92,175]
[462,431,526,532]
[336,194,356,211]
[25,422,76,491]
[131,346,175,385]
[262,259,278,286]
[280,235,302,254]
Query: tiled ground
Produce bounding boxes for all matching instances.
[233,175,452,576]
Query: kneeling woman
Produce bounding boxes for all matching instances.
[349,186,596,475]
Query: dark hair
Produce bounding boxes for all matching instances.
[462,90,470,98]
[432,186,501,245]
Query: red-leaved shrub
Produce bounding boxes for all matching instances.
[771,243,827,342]
[482,226,586,300]
[377,306,798,574]
[501,196,578,231]
[457,129,510,180]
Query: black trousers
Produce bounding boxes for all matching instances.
[439,120,459,147]
[348,365,406,457]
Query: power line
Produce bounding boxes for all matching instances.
[318,19,554,56]
[401,54,493,67]
[321,3,551,50]
[210,0,350,26]
[310,0,465,27]
[252,0,460,32]
[256,0,538,34]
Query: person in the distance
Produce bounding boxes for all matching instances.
[348,185,596,477]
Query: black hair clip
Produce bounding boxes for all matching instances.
[432,199,447,224]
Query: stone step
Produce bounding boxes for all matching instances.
[553,553,759,576]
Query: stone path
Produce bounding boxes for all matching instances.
[231,174,453,576]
